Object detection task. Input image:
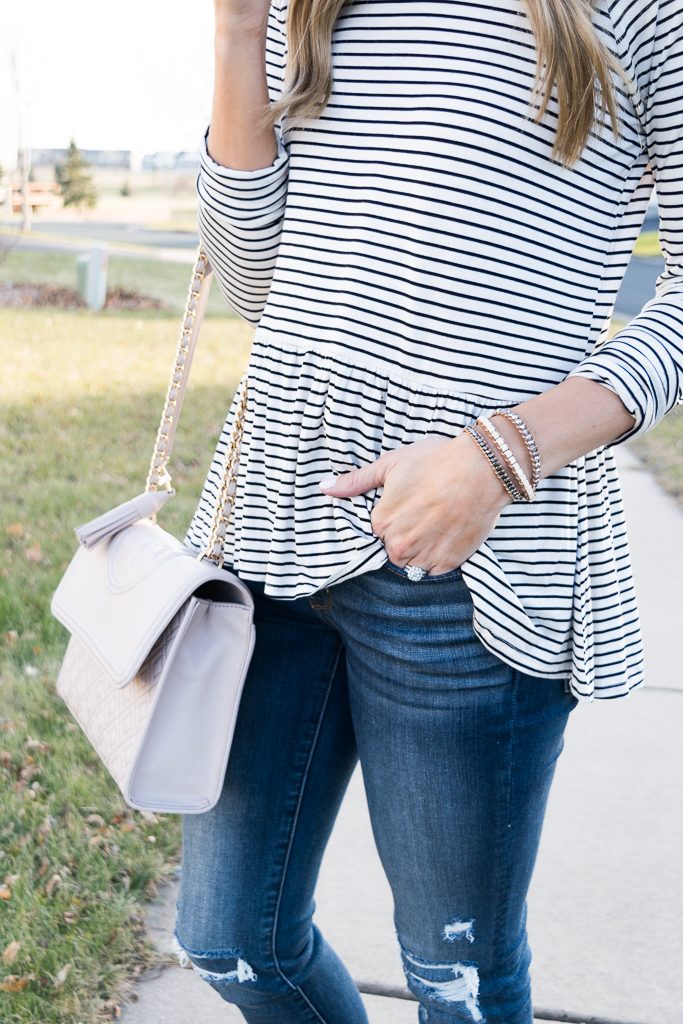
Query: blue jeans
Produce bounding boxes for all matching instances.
[173,560,578,1024]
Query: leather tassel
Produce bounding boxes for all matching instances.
[74,489,176,549]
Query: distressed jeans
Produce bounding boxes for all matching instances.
[173,559,578,1024]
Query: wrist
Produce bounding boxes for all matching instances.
[453,431,515,512]
[486,413,536,487]
[214,19,268,48]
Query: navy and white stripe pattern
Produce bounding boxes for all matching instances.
[185,0,683,701]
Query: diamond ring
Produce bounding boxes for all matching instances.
[404,564,428,582]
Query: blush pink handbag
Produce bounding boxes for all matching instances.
[50,245,255,814]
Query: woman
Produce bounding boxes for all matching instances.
[173,1,683,1021]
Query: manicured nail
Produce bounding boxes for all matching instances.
[319,476,337,490]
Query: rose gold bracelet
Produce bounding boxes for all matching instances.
[490,409,541,491]
[476,415,536,501]
[463,424,526,502]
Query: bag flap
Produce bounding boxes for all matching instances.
[51,519,253,686]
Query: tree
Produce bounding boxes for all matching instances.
[54,139,97,211]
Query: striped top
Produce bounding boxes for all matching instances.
[183,0,683,702]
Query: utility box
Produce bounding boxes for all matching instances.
[77,247,108,310]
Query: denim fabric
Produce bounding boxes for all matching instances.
[173,560,578,1024]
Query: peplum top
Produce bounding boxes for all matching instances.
[183,0,683,702]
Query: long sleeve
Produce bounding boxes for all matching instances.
[196,0,290,326]
[565,0,683,446]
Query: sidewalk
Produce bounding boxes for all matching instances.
[121,443,682,1024]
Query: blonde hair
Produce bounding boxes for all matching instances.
[258,0,636,169]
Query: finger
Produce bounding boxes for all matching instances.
[319,458,385,496]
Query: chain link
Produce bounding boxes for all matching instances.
[142,243,247,567]
[145,246,210,495]
[200,379,248,569]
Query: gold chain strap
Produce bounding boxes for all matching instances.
[145,246,210,494]
[202,379,248,569]
[143,243,248,569]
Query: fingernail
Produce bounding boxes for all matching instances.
[319,475,337,490]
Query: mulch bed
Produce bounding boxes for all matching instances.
[0,282,168,311]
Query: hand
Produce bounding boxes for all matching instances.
[318,432,514,575]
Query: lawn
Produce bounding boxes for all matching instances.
[633,229,664,258]
[0,246,234,318]
[1,300,252,1023]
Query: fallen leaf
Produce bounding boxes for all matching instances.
[53,963,71,989]
[2,941,21,965]
[3,630,18,646]
[45,874,61,897]
[0,884,11,900]
[25,739,50,754]
[24,543,44,563]
[0,974,33,992]
[6,522,24,537]
[19,764,40,784]
[62,911,78,924]
[102,998,122,1019]
[38,816,54,837]
[85,813,106,828]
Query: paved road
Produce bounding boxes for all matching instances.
[1,219,199,251]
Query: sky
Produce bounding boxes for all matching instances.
[0,1,218,168]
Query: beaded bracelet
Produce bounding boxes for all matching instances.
[463,424,526,503]
[476,415,536,502]
[490,408,541,491]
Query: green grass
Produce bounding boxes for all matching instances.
[142,219,198,233]
[607,319,683,503]
[0,247,237,318]
[633,229,663,258]
[1,305,253,1023]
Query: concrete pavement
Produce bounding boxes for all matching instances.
[121,442,682,1024]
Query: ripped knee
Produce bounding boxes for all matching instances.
[172,932,258,986]
[400,944,484,1023]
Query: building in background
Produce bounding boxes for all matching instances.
[31,148,132,169]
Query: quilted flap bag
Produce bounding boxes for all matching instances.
[50,245,255,814]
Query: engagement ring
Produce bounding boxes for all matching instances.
[404,564,428,582]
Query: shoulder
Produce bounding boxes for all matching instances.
[598,0,682,126]
[606,1,682,83]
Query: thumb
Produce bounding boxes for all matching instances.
[319,457,386,497]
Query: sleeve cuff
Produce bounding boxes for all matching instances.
[200,122,288,180]
[565,364,643,446]
[197,122,290,218]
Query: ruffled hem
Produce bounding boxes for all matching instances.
[183,328,646,703]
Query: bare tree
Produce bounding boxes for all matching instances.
[8,41,32,233]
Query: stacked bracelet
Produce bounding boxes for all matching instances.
[490,408,541,491]
[463,409,541,503]
[463,424,527,502]
[476,415,535,501]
